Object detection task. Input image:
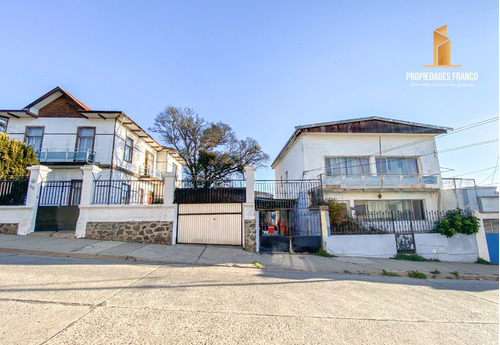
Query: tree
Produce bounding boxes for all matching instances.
[0,133,39,178]
[150,106,269,185]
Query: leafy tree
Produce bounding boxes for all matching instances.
[150,106,269,185]
[433,208,479,237]
[0,133,39,178]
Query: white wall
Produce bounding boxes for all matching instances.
[75,204,175,238]
[414,233,479,262]
[0,206,35,235]
[274,138,304,180]
[301,132,441,180]
[7,117,116,165]
[325,234,397,258]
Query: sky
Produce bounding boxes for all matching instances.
[0,1,498,186]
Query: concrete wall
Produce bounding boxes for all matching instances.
[75,204,175,238]
[0,206,34,235]
[414,233,479,262]
[325,234,397,258]
[274,138,305,180]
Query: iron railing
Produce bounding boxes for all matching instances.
[260,209,322,237]
[442,178,476,190]
[93,179,164,205]
[36,148,95,164]
[254,179,323,210]
[0,177,29,205]
[39,180,83,206]
[330,210,447,235]
[174,179,246,204]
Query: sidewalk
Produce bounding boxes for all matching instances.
[0,234,498,280]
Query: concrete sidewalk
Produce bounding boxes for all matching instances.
[0,233,498,280]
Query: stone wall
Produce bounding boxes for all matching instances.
[0,223,19,235]
[85,221,173,245]
[244,219,256,252]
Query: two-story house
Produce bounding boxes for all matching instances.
[0,86,184,184]
[272,117,450,217]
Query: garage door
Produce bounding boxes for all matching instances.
[177,203,242,245]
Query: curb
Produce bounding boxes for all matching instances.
[0,247,498,281]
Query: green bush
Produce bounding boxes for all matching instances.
[408,271,427,279]
[433,209,479,238]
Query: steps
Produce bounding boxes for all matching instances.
[28,231,75,239]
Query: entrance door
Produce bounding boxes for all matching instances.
[35,180,82,231]
[177,203,242,245]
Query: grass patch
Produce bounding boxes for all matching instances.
[343,270,352,274]
[252,261,265,268]
[476,258,493,265]
[451,271,460,278]
[316,248,335,257]
[430,269,441,275]
[408,271,427,279]
[382,270,401,277]
[393,254,440,262]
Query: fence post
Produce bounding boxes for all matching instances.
[244,166,256,204]
[163,172,175,205]
[75,165,101,239]
[19,165,52,235]
[473,210,491,262]
[80,165,102,207]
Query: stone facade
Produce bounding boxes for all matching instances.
[244,219,256,252]
[0,223,18,235]
[85,221,173,245]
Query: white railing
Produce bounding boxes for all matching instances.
[324,174,439,189]
[36,148,95,163]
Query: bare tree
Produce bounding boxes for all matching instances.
[150,106,268,185]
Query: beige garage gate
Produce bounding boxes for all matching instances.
[177,203,242,245]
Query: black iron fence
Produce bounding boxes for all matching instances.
[0,177,29,205]
[174,179,246,204]
[39,180,83,206]
[254,179,323,210]
[93,179,164,205]
[330,210,447,235]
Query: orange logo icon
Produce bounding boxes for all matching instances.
[424,25,460,68]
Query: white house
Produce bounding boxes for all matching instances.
[0,87,184,184]
[272,117,451,216]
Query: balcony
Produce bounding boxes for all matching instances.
[324,174,439,190]
[36,148,95,164]
[139,166,164,180]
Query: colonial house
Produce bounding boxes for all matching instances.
[272,117,450,217]
[0,87,184,184]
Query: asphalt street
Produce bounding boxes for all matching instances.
[0,253,498,345]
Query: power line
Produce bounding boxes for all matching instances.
[301,116,499,175]
[450,166,497,178]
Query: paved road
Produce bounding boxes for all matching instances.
[0,253,497,345]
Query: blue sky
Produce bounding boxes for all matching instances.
[0,1,498,185]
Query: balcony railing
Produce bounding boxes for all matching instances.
[324,174,439,190]
[36,148,95,164]
[139,166,163,180]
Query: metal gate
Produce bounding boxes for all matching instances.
[35,180,82,232]
[177,203,242,245]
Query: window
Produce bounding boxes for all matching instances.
[325,157,370,176]
[124,137,133,163]
[25,127,44,152]
[376,157,418,175]
[145,151,154,172]
[354,199,425,220]
[76,127,95,152]
[483,219,499,234]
